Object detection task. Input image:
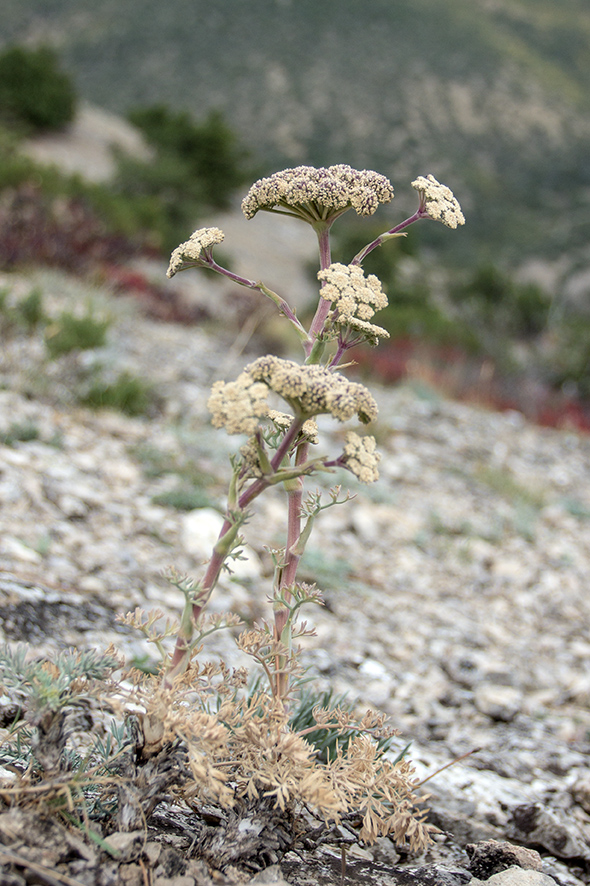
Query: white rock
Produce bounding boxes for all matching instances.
[472,868,559,886]
[181,508,262,580]
[474,685,524,722]
[2,536,42,563]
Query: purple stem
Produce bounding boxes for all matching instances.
[273,439,308,700]
[205,256,305,336]
[328,333,358,369]
[352,210,422,265]
[166,414,307,680]
[329,332,347,368]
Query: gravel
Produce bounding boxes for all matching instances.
[2,265,590,882]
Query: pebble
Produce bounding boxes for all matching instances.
[473,685,524,722]
[472,870,558,886]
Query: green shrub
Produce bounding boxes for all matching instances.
[0,285,47,334]
[81,370,154,416]
[127,105,250,207]
[0,45,76,132]
[450,264,551,340]
[44,309,110,358]
[0,421,40,446]
[548,316,590,399]
[116,104,254,251]
[16,287,46,329]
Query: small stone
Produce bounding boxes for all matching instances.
[350,505,378,542]
[473,868,558,886]
[570,772,590,813]
[248,866,291,885]
[57,493,89,518]
[104,830,144,861]
[2,536,42,563]
[467,840,544,878]
[0,765,17,783]
[78,574,108,593]
[119,863,144,886]
[144,842,162,865]
[474,685,523,722]
[508,804,590,860]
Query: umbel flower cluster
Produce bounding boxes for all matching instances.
[167,226,224,277]
[157,163,464,854]
[412,174,466,229]
[241,163,395,223]
[318,262,390,345]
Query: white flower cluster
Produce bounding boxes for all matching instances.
[241,165,394,222]
[207,372,269,435]
[247,355,378,424]
[411,175,465,229]
[207,356,378,437]
[342,432,381,484]
[167,227,225,278]
[318,263,390,345]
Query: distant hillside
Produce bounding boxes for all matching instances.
[3,0,590,274]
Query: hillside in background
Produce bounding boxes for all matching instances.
[2,0,590,275]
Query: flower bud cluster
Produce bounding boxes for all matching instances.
[167,227,225,278]
[241,165,394,223]
[318,263,390,344]
[247,355,378,424]
[207,372,269,435]
[411,175,465,229]
[342,432,381,483]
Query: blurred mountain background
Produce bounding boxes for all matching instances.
[2,0,590,424]
[4,0,590,265]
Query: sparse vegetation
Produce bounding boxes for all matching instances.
[80,370,155,416]
[44,307,111,358]
[0,420,40,447]
[3,23,590,878]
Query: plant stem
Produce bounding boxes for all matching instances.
[166,416,308,683]
[273,438,309,700]
[352,210,422,265]
[304,223,333,359]
[205,257,307,338]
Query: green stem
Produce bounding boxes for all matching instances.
[305,222,333,359]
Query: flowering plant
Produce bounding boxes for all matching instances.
[165,164,464,697]
[0,166,465,867]
[162,164,464,698]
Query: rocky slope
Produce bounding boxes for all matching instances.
[2,260,590,883]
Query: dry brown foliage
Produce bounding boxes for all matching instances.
[0,642,434,872]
